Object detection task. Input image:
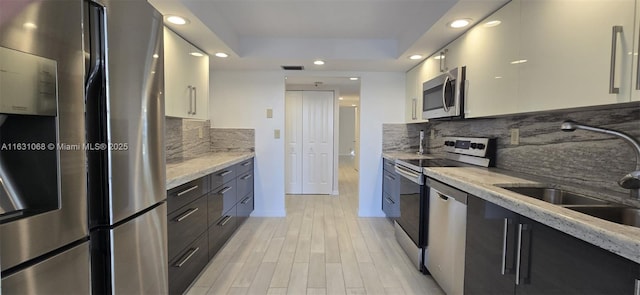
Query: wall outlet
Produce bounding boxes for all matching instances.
[430,129,435,140]
[274,129,280,139]
[510,128,520,145]
[267,108,273,118]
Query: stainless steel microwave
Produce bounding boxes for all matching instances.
[422,66,466,120]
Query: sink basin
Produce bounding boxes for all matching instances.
[564,206,640,228]
[500,186,609,205]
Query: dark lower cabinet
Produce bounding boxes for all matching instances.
[465,195,640,295]
[168,233,208,295]
[382,159,400,218]
[168,157,255,295]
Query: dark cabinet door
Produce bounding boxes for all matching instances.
[464,195,518,295]
[516,217,640,295]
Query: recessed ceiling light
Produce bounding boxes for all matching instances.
[510,59,528,64]
[449,19,472,28]
[349,77,359,81]
[433,55,444,60]
[484,20,502,27]
[409,54,423,60]
[314,60,325,65]
[166,15,189,25]
[339,97,344,100]
[23,22,37,29]
[215,52,229,58]
[189,52,204,57]
[351,104,357,107]
[152,54,159,59]
[495,76,503,79]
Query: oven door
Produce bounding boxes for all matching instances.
[394,165,427,247]
[422,66,465,120]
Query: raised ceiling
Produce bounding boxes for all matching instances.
[149,0,510,72]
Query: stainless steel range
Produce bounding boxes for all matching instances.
[393,136,496,273]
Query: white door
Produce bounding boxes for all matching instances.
[285,90,334,194]
[285,91,303,194]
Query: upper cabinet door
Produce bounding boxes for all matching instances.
[163,27,209,120]
[632,1,640,101]
[460,0,521,118]
[405,66,422,122]
[518,0,635,112]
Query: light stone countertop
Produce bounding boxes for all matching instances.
[166,152,255,190]
[424,167,640,264]
[382,151,437,160]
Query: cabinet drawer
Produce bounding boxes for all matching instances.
[167,177,209,214]
[236,170,254,202]
[168,196,207,260]
[236,158,253,175]
[382,191,399,218]
[383,158,395,172]
[211,166,236,191]
[208,206,237,259]
[208,180,237,227]
[168,233,208,295]
[383,169,399,196]
[236,192,254,224]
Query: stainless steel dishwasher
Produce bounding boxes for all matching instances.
[425,178,468,295]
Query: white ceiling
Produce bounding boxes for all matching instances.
[148,0,510,72]
[148,0,509,99]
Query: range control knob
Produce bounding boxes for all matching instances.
[476,143,486,150]
[470,143,478,149]
[444,141,455,147]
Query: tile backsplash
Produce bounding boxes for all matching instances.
[383,102,640,201]
[165,117,255,163]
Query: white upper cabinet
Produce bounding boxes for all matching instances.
[405,66,421,122]
[518,0,635,111]
[459,0,521,118]
[163,27,209,120]
[632,2,640,101]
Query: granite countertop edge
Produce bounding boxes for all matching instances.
[423,167,640,264]
[166,152,256,190]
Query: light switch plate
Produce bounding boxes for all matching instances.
[510,128,520,145]
[267,108,273,118]
[274,129,280,139]
[198,127,203,139]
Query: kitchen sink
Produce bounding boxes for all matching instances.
[563,206,640,228]
[499,186,610,205]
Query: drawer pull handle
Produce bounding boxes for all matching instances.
[219,170,232,177]
[241,196,253,204]
[174,247,200,268]
[240,174,252,180]
[385,197,394,204]
[218,186,232,194]
[241,161,251,166]
[175,208,198,222]
[218,215,232,226]
[384,175,395,181]
[176,185,198,197]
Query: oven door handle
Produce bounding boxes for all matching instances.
[394,165,424,185]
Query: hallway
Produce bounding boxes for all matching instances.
[186,157,443,295]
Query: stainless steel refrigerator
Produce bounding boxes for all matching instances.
[0,0,168,293]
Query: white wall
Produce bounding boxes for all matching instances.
[210,71,405,217]
[209,71,286,216]
[339,107,356,155]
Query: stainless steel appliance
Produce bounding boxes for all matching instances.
[422,66,466,120]
[0,0,167,293]
[394,136,495,274]
[426,178,468,295]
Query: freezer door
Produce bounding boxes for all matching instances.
[103,0,166,224]
[111,202,168,294]
[2,241,90,294]
[0,0,88,271]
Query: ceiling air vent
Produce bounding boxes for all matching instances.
[281,65,304,71]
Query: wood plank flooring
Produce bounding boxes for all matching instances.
[187,157,444,295]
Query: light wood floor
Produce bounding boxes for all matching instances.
[186,157,444,295]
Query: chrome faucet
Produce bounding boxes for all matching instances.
[561,120,640,198]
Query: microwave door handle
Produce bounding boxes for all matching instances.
[442,75,450,112]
